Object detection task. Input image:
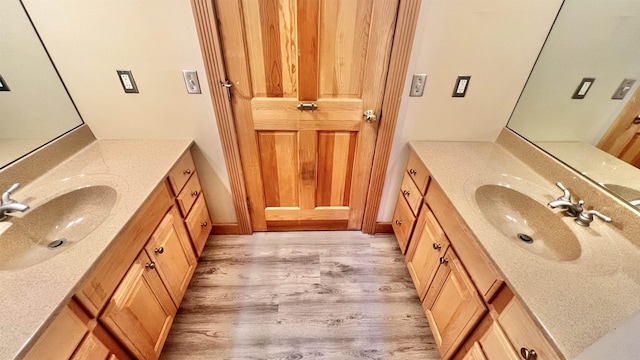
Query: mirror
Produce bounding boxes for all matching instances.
[508,0,640,208]
[0,0,84,169]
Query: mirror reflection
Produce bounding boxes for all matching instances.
[0,0,84,169]
[508,0,640,208]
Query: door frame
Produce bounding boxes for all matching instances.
[191,0,422,234]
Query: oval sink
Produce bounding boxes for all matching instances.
[0,185,118,270]
[474,184,581,261]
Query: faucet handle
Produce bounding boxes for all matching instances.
[555,182,572,201]
[2,183,21,204]
[576,209,612,227]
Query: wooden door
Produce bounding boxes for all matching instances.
[145,207,197,307]
[597,86,640,167]
[100,251,177,360]
[423,248,487,360]
[215,0,399,230]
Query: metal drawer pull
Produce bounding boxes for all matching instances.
[155,247,164,254]
[191,190,199,196]
[395,220,402,225]
[432,243,442,250]
[145,262,156,269]
[439,256,448,264]
[297,103,318,111]
[520,348,537,360]
[183,169,192,175]
[409,169,417,175]
[402,190,410,196]
[201,222,208,227]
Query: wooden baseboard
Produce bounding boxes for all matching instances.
[374,222,393,234]
[266,220,349,231]
[211,223,240,235]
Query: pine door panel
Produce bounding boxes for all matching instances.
[215,0,399,230]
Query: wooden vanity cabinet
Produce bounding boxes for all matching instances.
[100,251,177,360]
[184,193,212,257]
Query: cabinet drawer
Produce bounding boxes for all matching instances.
[498,298,561,360]
[176,172,202,216]
[185,194,212,256]
[400,172,423,216]
[423,248,487,360]
[24,302,88,360]
[167,151,196,195]
[406,204,450,300]
[461,342,487,360]
[391,193,416,254]
[426,181,504,302]
[407,149,430,195]
[480,322,519,360]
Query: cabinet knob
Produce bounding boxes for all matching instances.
[432,243,442,250]
[409,169,417,175]
[520,348,537,360]
[183,169,192,175]
[439,256,449,264]
[191,190,199,196]
[145,262,156,269]
[402,190,410,196]
[201,221,208,227]
[155,247,164,254]
[395,220,402,225]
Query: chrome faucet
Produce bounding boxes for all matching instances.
[630,199,640,207]
[0,183,29,221]
[548,182,612,227]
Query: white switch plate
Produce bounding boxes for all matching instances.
[572,77,595,99]
[452,75,471,97]
[410,74,427,97]
[182,70,202,94]
[116,70,138,93]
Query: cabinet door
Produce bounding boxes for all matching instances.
[479,322,519,360]
[423,248,487,360]
[406,204,449,300]
[462,342,487,360]
[184,194,212,256]
[146,206,197,306]
[391,193,416,254]
[71,324,131,360]
[100,251,177,360]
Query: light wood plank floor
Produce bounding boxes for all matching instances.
[160,231,440,360]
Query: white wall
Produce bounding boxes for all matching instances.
[22,0,236,223]
[377,0,564,221]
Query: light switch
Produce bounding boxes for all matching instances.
[117,70,139,93]
[182,70,202,94]
[572,77,595,99]
[612,78,636,100]
[410,74,427,97]
[452,75,471,97]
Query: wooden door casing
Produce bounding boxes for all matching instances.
[215,0,399,230]
[598,86,640,167]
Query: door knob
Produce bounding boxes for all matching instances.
[364,109,377,123]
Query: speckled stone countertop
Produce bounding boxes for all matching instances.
[409,141,640,359]
[0,139,192,359]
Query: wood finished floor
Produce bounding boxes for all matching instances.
[160,231,440,360]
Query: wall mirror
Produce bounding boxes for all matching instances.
[508,0,640,209]
[0,0,84,169]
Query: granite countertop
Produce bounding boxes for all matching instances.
[409,141,640,359]
[0,139,192,359]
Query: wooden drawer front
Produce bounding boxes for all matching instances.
[400,172,423,216]
[479,322,519,360]
[461,342,487,360]
[100,251,177,360]
[167,151,196,195]
[24,303,88,360]
[498,298,561,360]
[146,207,197,307]
[391,193,416,254]
[71,324,132,360]
[75,182,173,317]
[176,172,202,216]
[406,204,450,300]
[407,150,430,195]
[423,248,487,360]
[185,194,212,256]
[425,181,504,302]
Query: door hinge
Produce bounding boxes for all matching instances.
[220,79,233,101]
[246,197,251,211]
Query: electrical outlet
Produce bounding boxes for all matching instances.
[612,78,636,100]
[117,70,138,93]
[572,77,595,99]
[410,74,427,97]
[452,75,471,97]
[182,70,201,94]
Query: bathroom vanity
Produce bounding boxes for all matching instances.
[0,133,211,360]
[393,130,640,359]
